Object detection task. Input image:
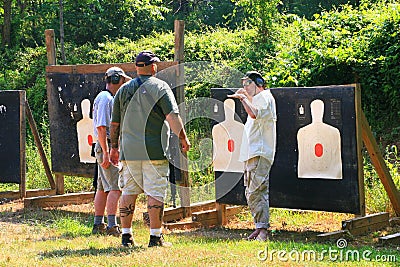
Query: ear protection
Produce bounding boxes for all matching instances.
[106,73,121,84]
[254,77,265,87]
[110,73,121,84]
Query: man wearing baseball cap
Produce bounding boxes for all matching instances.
[92,66,131,237]
[110,50,190,247]
[228,70,277,241]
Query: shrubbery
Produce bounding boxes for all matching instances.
[0,0,398,143]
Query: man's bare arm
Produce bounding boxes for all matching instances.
[110,122,120,149]
[109,122,120,165]
[165,113,191,152]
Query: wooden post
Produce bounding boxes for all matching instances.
[354,84,366,216]
[25,100,56,189]
[361,110,400,216]
[55,173,64,195]
[19,91,26,199]
[174,20,191,217]
[45,29,56,65]
[216,203,227,225]
[45,29,64,194]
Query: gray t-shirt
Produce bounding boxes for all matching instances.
[112,76,179,160]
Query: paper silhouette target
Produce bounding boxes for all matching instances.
[297,99,343,179]
[212,99,244,173]
[76,99,96,163]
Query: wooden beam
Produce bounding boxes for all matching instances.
[164,221,202,231]
[342,212,390,236]
[45,62,176,75]
[174,20,191,218]
[354,84,366,216]
[45,29,56,65]
[361,111,400,216]
[0,189,56,199]
[55,173,64,195]
[317,230,349,241]
[192,206,242,226]
[342,212,389,230]
[191,200,217,213]
[216,203,227,226]
[24,192,94,208]
[379,233,400,245]
[25,101,55,189]
[19,91,26,199]
[389,217,400,227]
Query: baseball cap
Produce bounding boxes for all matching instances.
[241,71,263,81]
[105,67,130,79]
[135,51,160,67]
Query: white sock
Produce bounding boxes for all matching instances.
[122,228,132,235]
[150,228,162,237]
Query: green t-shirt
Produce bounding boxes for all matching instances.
[112,75,179,160]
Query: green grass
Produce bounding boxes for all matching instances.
[0,204,398,267]
[1,138,400,216]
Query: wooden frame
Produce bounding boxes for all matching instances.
[24,21,190,208]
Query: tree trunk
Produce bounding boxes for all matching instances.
[2,0,12,47]
[59,0,66,64]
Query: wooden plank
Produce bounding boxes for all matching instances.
[226,206,242,217]
[190,200,217,213]
[317,230,349,241]
[174,20,190,218]
[361,110,400,216]
[24,192,94,208]
[164,221,202,231]
[216,203,227,225]
[192,206,241,224]
[163,207,185,222]
[192,209,217,222]
[0,189,56,199]
[55,173,64,195]
[45,62,177,74]
[342,212,389,230]
[26,189,56,198]
[45,29,56,65]
[19,91,26,199]
[26,100,55,189]
[347,221,389,236]
[379,233,400,245]
[355,84,366,216]
[161,201,217,223]
[389,217,400,227]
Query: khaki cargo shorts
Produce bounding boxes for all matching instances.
[119,160,169,202]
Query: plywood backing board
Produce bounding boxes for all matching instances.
[45,62,177,177]
[0,90,26,188]
[212,85,363,214]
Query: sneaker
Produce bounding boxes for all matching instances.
[106,225,121,237]
[121,233,135,247]
[148,234,172,247]
[92,223,107,235]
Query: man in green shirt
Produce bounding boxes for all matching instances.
[110,51,190,247]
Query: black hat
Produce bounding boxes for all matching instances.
[241,71,263,81]
[135,51,160,67]
[241,71,265,87]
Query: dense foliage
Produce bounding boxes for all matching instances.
[0,0,399,143]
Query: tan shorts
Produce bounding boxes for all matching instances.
[119,160,169,201]
[94,142,120,192]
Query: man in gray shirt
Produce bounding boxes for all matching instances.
[92,67,131,236]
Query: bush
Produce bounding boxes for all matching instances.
[265,1,400,141]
